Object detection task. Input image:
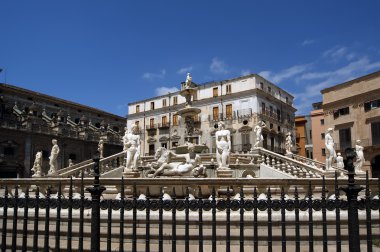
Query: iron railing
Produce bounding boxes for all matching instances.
[0,151,379,251]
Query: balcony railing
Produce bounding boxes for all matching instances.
[146,124,157,130]
[157,122,170,129]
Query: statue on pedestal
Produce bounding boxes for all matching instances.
[215,121,231,169]
[253,121,266,148]
[285,132,293,154]
[98,139,104,158]
[354,140,365,173]
[325,128,336,170]
[123,124,141,172]
[184,72,192,89]
[148,144,202,177]
[31,151,42,177]
[48,139,60,175]
[336,152,344,169]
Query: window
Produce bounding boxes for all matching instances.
[320,119,324,125]
[269,106,273,117]
[372,121,380,145]
[268,86,272,93]
[213,107,219,121]
[339,128,352,151]
[226,104,232,119]
[69,154,77,160]
[261,102,266,114]
[149,118,155,128]
[364,99,380,112]
[270,123,273,129]
[213,87,218,97]
[173,96,178,105]
[136,105,140,113]
[173,115,178,126]
[277,109,281,121]
[226,84,232,94]
[321,133,325,139]
[333,107,349,119]
[322,148,326,156]
[172,142,178,148]
[260,82,264,89]
[135,121,139,128]
[287,113,290,123]
[162,116,168,126]
[161,143,167,148]
[162,99,167,107]
[310,130,312,139]
[150,102,155,110]
[278,126,281,132]
[286,97,289,104]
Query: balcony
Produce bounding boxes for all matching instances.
[259,109,281,122]
[158,123,170,129]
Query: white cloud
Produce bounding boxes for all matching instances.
[323,46,348,60]
[241,69,251,76]
[155,86,179,96]
[142,69,166,80]
[177,66,193,75]
[210,57,228,74]
[302,39,315,46]
[259,64,310,83]
[294,57,380,114]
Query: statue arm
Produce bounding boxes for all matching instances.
[227,132,231,150]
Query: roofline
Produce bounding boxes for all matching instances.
[128,73,295,106]
[0,83,126,120]
[321,69,380,94]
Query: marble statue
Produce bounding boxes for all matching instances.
[31,151,42,177]
[98,139,104,158]
[68,159,74,167]
[285,132,293,154]
[215,121,231,169]
[325,128,336,170]
[48,139,60,175]
[253,121,266,148]
[355,140,365,173]
[149,144,201,177]
[123,124,141,172]
[336,152,344,169]
[185,72,192,88]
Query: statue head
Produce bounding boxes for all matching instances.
[337,152,341,156]
[132,124,139,135]
[327,127,334,134]
[52,139,57,145]
[218,121,225,130]
[356,140,361,145]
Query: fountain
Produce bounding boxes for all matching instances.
[174,73,208,154]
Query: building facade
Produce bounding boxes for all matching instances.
[310,102,325,163]
[321,70,380,177]
[0,83,126,178]
[127,74,296,156]
[295,115,313,159]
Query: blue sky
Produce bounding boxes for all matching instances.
[1,1,380,116]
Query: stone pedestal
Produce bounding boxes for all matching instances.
[355,171,366,179]
[122,170,140,196]
[216,168,234,196]
[322,170,336,178]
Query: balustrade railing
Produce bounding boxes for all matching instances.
[56,151,126,178]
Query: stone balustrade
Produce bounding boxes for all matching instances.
[57,151,126,178]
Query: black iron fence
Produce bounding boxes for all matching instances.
[1,156,380,251]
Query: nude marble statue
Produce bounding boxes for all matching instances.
[325,128,336,170]
[48,139,60,175]
[215,121,231,169]
[123,124,141,172]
